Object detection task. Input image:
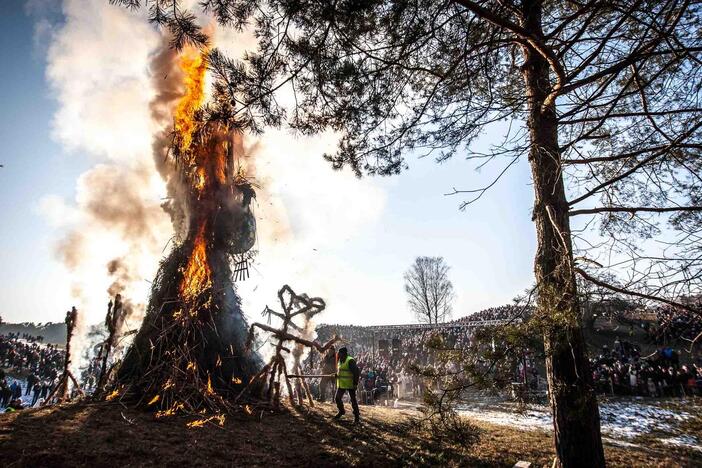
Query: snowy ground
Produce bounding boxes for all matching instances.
[456,397,702,452]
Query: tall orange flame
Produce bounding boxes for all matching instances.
[175,46,242,309]
[175,47,214,306]
[174,46,208,154]
[180,223,212,301]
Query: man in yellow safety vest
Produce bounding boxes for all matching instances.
[333,347,361,423]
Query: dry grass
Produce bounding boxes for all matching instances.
[0,401,699,467]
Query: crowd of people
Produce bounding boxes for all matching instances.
[2,299,700,411]
[304,345,431,405]
[590,337,702,397]
[316,302,702,404]
[2,332,45,343]
[451,304,528,325]
[643,302,702,345]
[312,305,530,404]
[0,334,65,410]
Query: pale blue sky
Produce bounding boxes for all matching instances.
[0,1,537,326]
[0,1,91,324]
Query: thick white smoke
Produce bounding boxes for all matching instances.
[36,0,172,370]
[36,0,388,370]
[210,27,388,324]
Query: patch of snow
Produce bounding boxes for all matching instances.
[661,435,702,452]
[602,437,638,448]
[456,398,701,448]
[597,401,690,439]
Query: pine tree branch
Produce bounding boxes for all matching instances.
[574,267,699,314]
[452,0,565,109]
[570,206,702,216]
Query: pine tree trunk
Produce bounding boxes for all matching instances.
[521,1,605,466]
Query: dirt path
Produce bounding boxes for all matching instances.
[0,401,698,467]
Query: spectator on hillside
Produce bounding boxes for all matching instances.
[590,338,701,397]
[25,373,38,396]
[31,382,42,406]
[10,381,22,400]
[0,378,11,407]
[5,398,24,412]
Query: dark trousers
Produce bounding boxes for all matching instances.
[1,391,11,407]
[335,388,359,417]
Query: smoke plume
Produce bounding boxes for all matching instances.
[36,1,171,369]
[36,0,387,372]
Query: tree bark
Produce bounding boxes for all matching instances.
[521,1,605,467]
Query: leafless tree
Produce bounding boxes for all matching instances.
[404,256,455,324]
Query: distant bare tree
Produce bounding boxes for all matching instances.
[404,256,455,325]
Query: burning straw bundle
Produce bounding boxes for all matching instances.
[108,35,262,415]
[111,121,262,416]
[107,48,263,417]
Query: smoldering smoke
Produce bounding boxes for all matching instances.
[53,163,169,370]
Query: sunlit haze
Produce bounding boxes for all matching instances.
[0,0,535,327]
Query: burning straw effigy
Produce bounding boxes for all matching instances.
[238,285,339,408]
[99,45,336,423]
[105,47,261,419]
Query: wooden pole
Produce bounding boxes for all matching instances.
[287,374,335,379]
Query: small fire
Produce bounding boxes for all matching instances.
[186,414,225,429]
[206,374,214,395]
[186,419,207,429]
[105,389,120,401]
[155,402,184,419]
[179,224,212,302]
[148,395,160,406]
[195,167,207,193]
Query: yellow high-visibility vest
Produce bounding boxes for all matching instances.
[336,356,356,389]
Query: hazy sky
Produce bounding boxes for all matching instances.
[0,0,537,327]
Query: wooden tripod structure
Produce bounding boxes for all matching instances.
[238,285,339,408]
[95,294,127,396]
[43,307,84,405]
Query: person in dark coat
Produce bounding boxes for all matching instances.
[26,373,38,396]
[40,381,50,400]
[10,381,22,400]
[0,379,12,407]
[31,382,42,406]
